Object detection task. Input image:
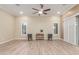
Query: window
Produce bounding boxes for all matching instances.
[22,23,27,34]
[54,23,58,34]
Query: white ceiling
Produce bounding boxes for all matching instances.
[0,4,76,16]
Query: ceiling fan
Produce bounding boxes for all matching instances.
[32,4,51,16]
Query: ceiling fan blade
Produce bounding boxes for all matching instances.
[44,9,51,11]
[40,4,43,9]
[32,8,39,11]
[33,12,38,14]
[43,12,47,15]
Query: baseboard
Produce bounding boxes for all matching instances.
[63,39,77,46]
[15,38,27,40]
[15,37,61,40]
[0,39,14,45]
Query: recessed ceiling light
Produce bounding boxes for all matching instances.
[57,11,61,14]
[20,11,24,15]
[68,12,72,14]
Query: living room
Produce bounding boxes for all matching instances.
[0,4,79,55]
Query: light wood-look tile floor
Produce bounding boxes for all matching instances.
[0,40,79,55]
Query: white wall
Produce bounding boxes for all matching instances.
[64,15,77,45]
[15,16,61,40]
[0,10,15,44]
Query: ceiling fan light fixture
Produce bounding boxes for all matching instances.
[32,4,51,16]
[38,11,43,14]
